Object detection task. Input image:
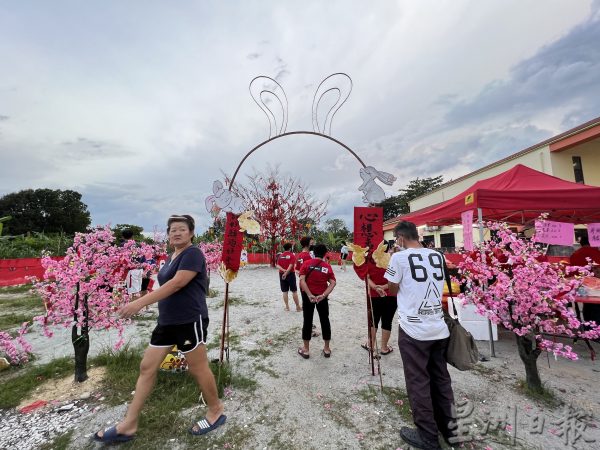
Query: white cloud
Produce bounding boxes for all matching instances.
[0,0,598,232]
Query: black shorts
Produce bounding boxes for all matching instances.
[279,272,297,292]
[341,253,348,261]
[150,317,209,353]
[141,277,150,291]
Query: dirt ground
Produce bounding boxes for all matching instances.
[8,265,600,449]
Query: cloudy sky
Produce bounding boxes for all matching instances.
[1,0,599,233]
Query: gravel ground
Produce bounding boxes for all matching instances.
[2,265,600,449]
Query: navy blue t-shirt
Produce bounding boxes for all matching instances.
[157,246,209,325]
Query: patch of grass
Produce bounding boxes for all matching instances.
[205,330,241,352]
[39,429,73,450]
[247,347,273,358]
[0,284,33,294]
[254,363,279,378]
[211,295,247,308]
[208,288,219,298]
[1,295,44,311]
[380,386,413,423]
[355,384,379,403]
[0,312,35,329]
[0,356,73,409]
[471,363,495,376]
[264,326,301,351]
[516,380,562,408]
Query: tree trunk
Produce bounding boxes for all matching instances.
[72,284,89,382]
[515,333,542,392]
[270,236,276,267]
[72,325,89,382]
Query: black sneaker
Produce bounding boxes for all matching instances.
[400,427,442,450]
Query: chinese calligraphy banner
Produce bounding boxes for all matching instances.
[534,220,574,246]
[353,207,383,250]
[461,210,474,251]
[587,223,600,246]
[221,212,244,272]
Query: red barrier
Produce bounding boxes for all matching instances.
[0,257,62,286]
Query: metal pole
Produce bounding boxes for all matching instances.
[365,277,375,376]
[219,283,230,363]
[478,208,496,357]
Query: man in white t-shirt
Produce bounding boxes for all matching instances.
[384,221,455,450]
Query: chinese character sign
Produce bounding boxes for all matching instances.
[461,210,474,251]
[221,212,244,272]
[534,220,574,246]
[353,207,383,250]
[588,223,600,247]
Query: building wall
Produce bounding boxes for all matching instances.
[549,138,600,186]
[410,146,553,211]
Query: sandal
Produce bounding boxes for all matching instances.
[322,350,331,358]
[297,348,309,359]
[380,346,394,355]
[361,343,371,351]
[93,425,135,443]
[189,414,227,436]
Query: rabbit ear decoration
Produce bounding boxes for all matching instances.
[312,73,353,136]
[249,76,289,139]
[366,166,396,186]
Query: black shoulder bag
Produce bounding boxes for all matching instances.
[443,260,479,371]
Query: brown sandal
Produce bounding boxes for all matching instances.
[297,348,309,359]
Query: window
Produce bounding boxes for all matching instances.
[440,233,456,248]
[572,156,584,184]
[421,235,435,248]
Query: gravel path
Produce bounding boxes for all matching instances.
[2,265,599,449]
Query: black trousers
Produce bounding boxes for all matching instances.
[398,326,455,445]
[301,291,331,341]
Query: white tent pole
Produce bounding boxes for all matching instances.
[478,207,496,357]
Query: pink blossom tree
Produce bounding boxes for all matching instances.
[32,226,164,382]
[198,241,223,274]
[0,324,31,366]
[458,222,600,392]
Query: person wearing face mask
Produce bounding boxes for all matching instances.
[385,221,456,450]
[94,215,226,444]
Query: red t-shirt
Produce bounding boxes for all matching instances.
[570,247,600,267]
[299,258,336,295]
[368,263,390,297]
[276,251,296,273]
[295,251,311,272]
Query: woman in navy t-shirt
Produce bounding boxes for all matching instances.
[94,215,226,444]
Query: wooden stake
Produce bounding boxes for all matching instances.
[219,282,229,363]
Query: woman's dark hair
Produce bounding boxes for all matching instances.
[283,242,292,251]
[300,236,311,248]
[314,244,328,258]
[394,221,419,241]
[580,235,590,247]
[167,215,195,234]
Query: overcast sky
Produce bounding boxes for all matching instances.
[1,0,599,233]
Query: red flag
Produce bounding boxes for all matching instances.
[353,207,384,250]
[221,212,244,272]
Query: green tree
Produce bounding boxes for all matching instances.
[112,224,145,242]
[0,189,91,235]
[377,175,444,221]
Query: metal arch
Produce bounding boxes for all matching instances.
[228,130,367,190]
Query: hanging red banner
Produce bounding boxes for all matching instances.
[221,212,244,272]
[353,207,384,250]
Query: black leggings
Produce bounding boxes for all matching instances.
[301,291,331,341]
[371,296,397,331]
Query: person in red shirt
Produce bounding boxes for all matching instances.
[570,236,600,267]
[295,236,313,274]
[362,247,397,356]
[276,242,301,312]
[298,244,336,359]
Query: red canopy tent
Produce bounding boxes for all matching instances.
[397,164,600,226]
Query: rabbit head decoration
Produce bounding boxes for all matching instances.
[358,166,397,205]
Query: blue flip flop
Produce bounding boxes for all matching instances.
[189,414,227,436]
[93,425,135,443]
